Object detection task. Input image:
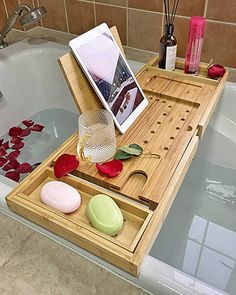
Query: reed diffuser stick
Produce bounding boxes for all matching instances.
[171,0,180,24]
[170,0,176,24]
[163,0,180,25]
[164,0,168,25]
[166,0,170,24]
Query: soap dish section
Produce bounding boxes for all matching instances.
[7,167,152,254]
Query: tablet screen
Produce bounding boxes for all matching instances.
[74,31,146,126]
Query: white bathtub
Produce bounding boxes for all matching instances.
[0,38,231,295]
[150,82,236,295]
[0,38,78,182]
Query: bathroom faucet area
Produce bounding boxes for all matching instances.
[0,3,46,48]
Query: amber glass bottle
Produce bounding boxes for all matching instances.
[159,24,177,70]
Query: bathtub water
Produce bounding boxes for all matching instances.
[0,108,78,181]
[0,39,78,181]
[0,39,77,135]
[151,82,236,294]
[0,38,232,295]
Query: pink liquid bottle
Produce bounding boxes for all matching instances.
[184,16,206,75]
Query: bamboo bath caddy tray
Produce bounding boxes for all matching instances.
[6,27,228,275]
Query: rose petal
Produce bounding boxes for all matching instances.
[208,64,226,79]
[0,139,3,146]
[5,171,20,182]
[2,164,12,171]
[9,126,22,137]
[22,120,34,127]
[0,147,7,157]
[96,160,123,178]
[54,154,79,178]
[5,160,20,170]
[10,136,23,144]
[2,141,10,150]
[12,142,24,149]
[0,157,7,167]
[16,163,32,173]
[31,124,44,132]
[20,128,31,137]
[7,150,20,160]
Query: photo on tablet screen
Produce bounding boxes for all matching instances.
[73,30,145,126]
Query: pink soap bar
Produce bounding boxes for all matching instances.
[40,181,81,213]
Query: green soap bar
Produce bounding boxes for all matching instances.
[87,194,124,236]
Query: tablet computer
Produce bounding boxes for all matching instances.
[69,23,148,134]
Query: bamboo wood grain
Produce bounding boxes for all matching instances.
[6,29,228,276]
[197,70,229,138]
[58,90,202,208]
[15,167,152,252]
[9,196,137,274]
[50,59,226,208]
[7,164,152,275]
[151,57,220,85]
[132,133,199,271]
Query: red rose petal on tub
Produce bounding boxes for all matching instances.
[3,159,20,170]
[7,150,20,160]
[22,120,34,127]
[20,128,31,137]
[0,147,7,157]
[9,126,22,137]
[12,142,24,149]
[96,159,123,178]
[0,157,7,167]
[2,141,10,150]
[0,139,3,146]
[54,154,79,178]
[2,164,12,171]
[16,163,32,173]
[10,136,23,144]
[5,171,20,182]
[31,124,44,132]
